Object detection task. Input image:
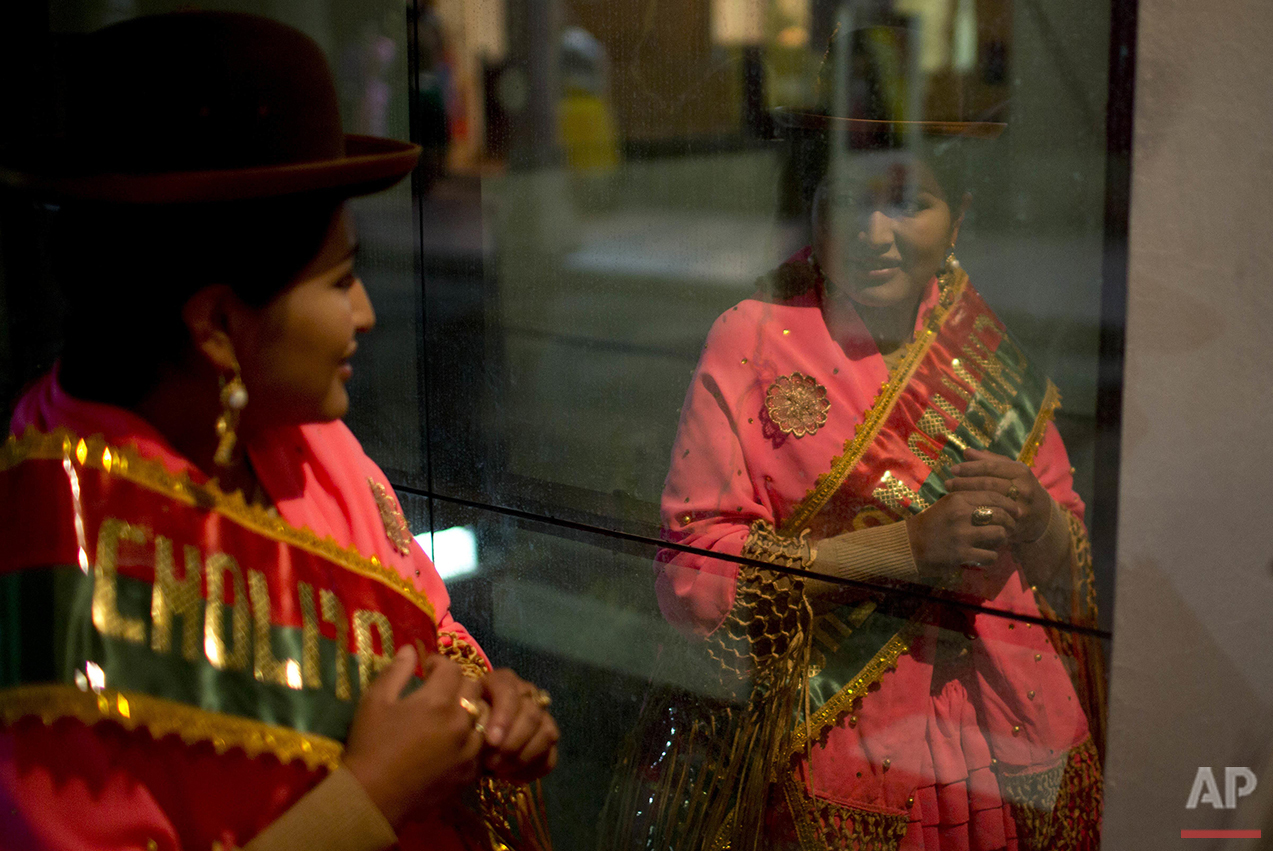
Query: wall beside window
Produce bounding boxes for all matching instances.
[1105,0,1273,844]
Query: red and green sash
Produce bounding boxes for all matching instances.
[0,428,438,770]
[784,268,1063,752]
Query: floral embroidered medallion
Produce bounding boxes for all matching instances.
[368,478,412,557]
[764,372,830,437]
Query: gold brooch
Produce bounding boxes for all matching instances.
[764,372,830,437]
[368,479,412,557]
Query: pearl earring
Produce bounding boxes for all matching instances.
[213,364,249,468]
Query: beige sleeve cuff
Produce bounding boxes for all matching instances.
[1014,498,1072,569]
[242,766,396,851]
[812,521,920,584]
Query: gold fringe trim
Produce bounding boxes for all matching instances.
[743,519,815,571]
[1017,380,1061,467]
[781,269,967,536]
[1,428,436,623]
[1001,738,1102,851]
[782,776,908,851]
[707,810,736,851]
[705,545,812,685]
[439,634,492,680]
[788,617,923,753]
[476,778,555,851]
[0,683,342,772]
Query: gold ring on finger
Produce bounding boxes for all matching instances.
[971,506,995,526]
[1005,482,1021,502]
[532,688,552,709]
[459,696,481,722]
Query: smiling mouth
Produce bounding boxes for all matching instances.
[846,255,902,273]
[851,262,901,279]
[337,345,357,379]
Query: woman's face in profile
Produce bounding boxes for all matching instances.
[812,153,958,310]
[234,206,376,428]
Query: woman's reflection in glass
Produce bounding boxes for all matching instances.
[608,61,1104,851]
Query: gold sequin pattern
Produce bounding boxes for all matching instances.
[298,581,323,690]
[960,335,1022,402]
[319,589,352,700]
[92,517,148,645]
[907,425,959,471]
[974,314,1030,373]
[931,393,989,447]
[915,405,967,451]
[203,553,250,671]
[150,538,203,661]
[353,610,394,693]
[248,570,298,687]
[871,473,930,516]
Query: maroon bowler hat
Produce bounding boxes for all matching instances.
[0,12,420,203]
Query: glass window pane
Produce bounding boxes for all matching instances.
[405,494,1107,850]
[419,0,1119,631]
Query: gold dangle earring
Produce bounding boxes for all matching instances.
[213,362,248,468]
[941,245,961,278]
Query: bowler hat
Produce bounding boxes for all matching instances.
[0,12,420,203]
[773,25,1005,145]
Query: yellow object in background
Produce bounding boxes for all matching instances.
[559,90,620,173]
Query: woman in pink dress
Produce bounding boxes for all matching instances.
[607,114,1103,850]
[0,13,555,851]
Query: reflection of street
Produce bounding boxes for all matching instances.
[566,210,797,286]
[348,161,1104,526]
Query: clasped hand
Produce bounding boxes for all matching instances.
[341,644,559,828]
[906,448,1051,578]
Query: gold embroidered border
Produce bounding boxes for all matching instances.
[782,776,908,851]
[1016,380,1061,468]
[0,683,342,772]
[1,428,436,623]
[780,269,968,536]
[788,617,925,753]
